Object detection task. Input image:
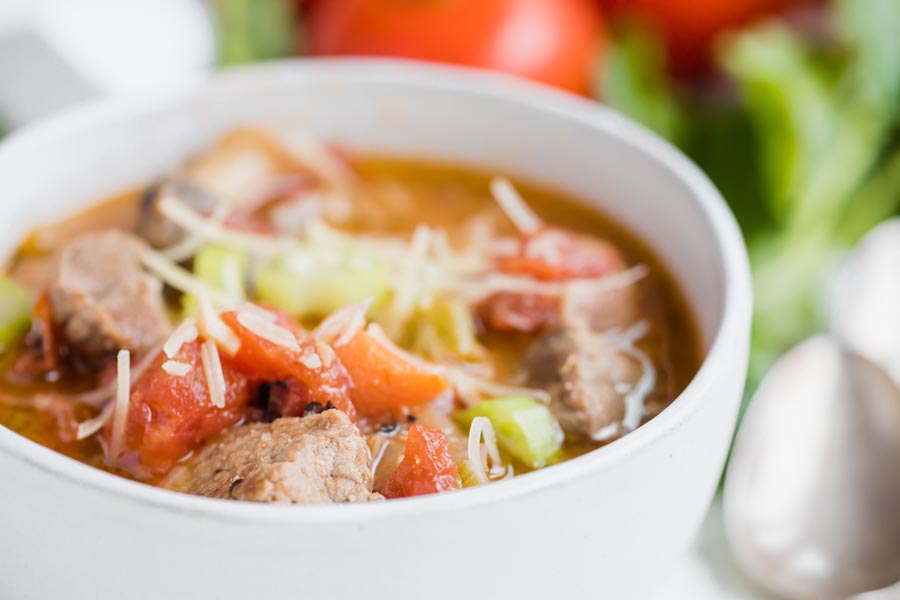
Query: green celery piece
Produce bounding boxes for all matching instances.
[457,461,482,488]
[0,276,32,350]
[601,22,685,143]
[426,298,480,359]
[456,396,563,469]
[255,246,390,319]
[183,245,248,316]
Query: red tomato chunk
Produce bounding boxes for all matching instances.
[103,340,251,477]
[382,425,462,498]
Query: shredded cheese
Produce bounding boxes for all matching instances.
[161,196,232,263]
[467,416,508,485]
[314,299,371,347]
[162,360,192,377]
[615,323,657,432]
[141,249,234,307]
[490,177,542,234]
[234,302,278,322]
[200,339,227,408]
[445,264,649,303]
[314,338,336,368]
[164,318,198,358]
[196,289,241,356]
[109,350,131,458]
[586,321,657,440]
[299,346,323,370]
[236,309,299,350]
[384,224,433,338]
[157,192,296,256]
[75,400,115,441]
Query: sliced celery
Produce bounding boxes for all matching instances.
[183,245,248,316]
[428,298,480,358]
[0,276,32,349]
[456,396,563,469]
[255,246,390,318]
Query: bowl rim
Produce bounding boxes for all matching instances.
[0,58,753,524]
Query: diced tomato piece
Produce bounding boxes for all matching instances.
[495,227,625,281]
[381,425,462,498]
[479,228,626,333]
[104,340,251,476]
[14,293,59,376]
[333,330,450,420]
[477,293,560,333]
[220,311,356,419]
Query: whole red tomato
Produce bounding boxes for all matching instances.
[305,0,606,95]
[600,0,793,76]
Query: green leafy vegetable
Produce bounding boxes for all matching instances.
[0,276,32,350]
[720,24,835,224]
[602,23,685,142]
[456,396,563,469]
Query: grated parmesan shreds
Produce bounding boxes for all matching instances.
[299,347,322,370]
[490,177,542,234]
[445,264,649,303]
[234,302,278,323]
[73,348,162,415]
[314,339,336,368]
[585,321,657,441]
[164,318,199,359]
[611,322,656,432]
[236,310,299,350]
[383,224,433,339]
[109,350,131,459]
[467,416,509,485]
[75,400,115,440]
[157,192,297,257]
[161,195,232,263]
[196,289,241,356]
[200,339,227,408]
[162,360,192,377]
[142,249,234,307]
[314,299,371,347]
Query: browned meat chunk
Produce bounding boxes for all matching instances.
[167,411,383,504]
[523,284,644,440]
[138,181,217,249]
[48,231,170,358]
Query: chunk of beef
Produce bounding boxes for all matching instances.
[48,231,170,358]
[523,284,643,440]
[138,181,218,249]
[167,411,383,504]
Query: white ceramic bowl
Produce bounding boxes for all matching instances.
[0,60,751,600]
